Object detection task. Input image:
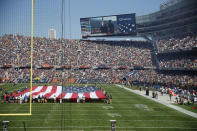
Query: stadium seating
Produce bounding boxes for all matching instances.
[0,34,152,67]
[128,70,196,87]
[0,34,196,87]
[157,35,197,53]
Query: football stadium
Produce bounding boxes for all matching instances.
[0,0,197,130]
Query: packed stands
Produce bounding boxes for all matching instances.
[159,57,197,69]
[157,35,197,53]
[0,34,196,87]
[154,36,197,87]
[128,70,196,87]
[0,34,152,84]
[0,34,153,67]
[0,68,129,84]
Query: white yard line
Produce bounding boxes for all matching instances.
[8,126,197,130]
[23,113,180,117]
[116,84,197,119]
[40,130,84,131]
[6,119,197,122]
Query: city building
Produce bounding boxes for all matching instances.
[48,28,56,39]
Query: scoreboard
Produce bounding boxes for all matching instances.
[80,13,136,38]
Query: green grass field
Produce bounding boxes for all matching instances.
[1,84,197,131]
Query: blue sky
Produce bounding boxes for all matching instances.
[0,0,166,39]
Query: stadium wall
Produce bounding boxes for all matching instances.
[136,0,197,38]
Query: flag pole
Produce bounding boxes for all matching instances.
[30,0,34,115]
[60,0,65,131]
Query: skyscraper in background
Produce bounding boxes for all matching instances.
[48,29,56,39]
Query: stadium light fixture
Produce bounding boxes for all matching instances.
[2,121,10,131]
[110,120,116,131]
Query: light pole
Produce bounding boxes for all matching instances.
[2,121,9,131]
[110,120,116,131]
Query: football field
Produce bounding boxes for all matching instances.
[1,84,197,131]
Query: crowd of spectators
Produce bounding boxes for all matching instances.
[159,86,197,105]
[0,68,129,84]
[159,56,197,69]
[1,68,196,86]
[128,70,196,86]
[157,35,197,53]
[0,34,152,67]
[147,85,197,105]
[0,34,196,87]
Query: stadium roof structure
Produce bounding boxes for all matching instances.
[82,36,148,42]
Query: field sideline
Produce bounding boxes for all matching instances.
[0,84,197,131]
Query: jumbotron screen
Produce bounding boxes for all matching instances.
[80,13,136,38]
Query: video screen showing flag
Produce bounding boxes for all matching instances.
[80,13,136,38]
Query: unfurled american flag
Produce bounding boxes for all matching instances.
[13,86,106,100]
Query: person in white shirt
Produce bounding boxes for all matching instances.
[15,96,18,103]
[194,97,197,105]
[33,95,36,103]
[20,95,23,104]
[82,94,85,103]
[60,97,62,104]
[77,96,80,103]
